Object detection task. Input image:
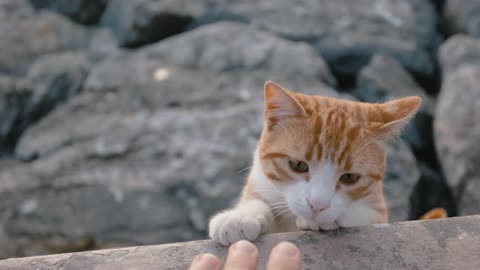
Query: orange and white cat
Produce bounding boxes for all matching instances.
[209,81,421,245]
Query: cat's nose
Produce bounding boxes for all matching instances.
[307,198,330,213]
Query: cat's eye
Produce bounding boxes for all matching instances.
[288,159,309,173]
[339,173,360,184]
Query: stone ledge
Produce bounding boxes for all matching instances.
[1,215,479,270]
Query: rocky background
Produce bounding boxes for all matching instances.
[0,0,478,259]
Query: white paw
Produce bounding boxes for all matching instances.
[209,210,267,246]
[296,217,319,231]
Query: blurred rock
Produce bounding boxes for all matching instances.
[202,0,438,80]
[0,11,90,75]
[0,52,90,157]
[0,0,33,20]
[87,28,120,62]
[100,0,438,80]
[30,0,109,25]
[409,162,458,220]
[0,76,32,155]
[436,35,480,215]
[385,140,420,222]
[25,52,91,126]
[438,34,480,73]
[444,0,480,37]
[101,0,195,47]
[135,22,336,87]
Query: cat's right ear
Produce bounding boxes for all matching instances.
[264,81,307,128]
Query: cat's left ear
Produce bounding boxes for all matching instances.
[372,96,422,139]
[264,81,307,128]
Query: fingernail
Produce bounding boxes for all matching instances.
[275,242,299,257]
[195,254,220,268]
[233,240,256,255]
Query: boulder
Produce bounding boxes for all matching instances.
[0,0,33,20]
[384,140,420,222]
[30,0,109,25]
[444,0,480,37]
[0,11,90,75]
[101,0,195,47]
[25,52,91,125]
[436,35,480,215]
[100,0,439,80]
[0,52,90,156]
[0,76,32,155]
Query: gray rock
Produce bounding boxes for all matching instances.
[0,76,32,155]
[100,0,438,80]
[101,0,195,47]
[444,0,480,37]
[136,22,336,87]
[209,0,439,79]
[0,11,90,75]
[385,140,420,222]
[438,34,480,74]
[0,0,33,20]
[30,0,109,25]
[25,52,91,124]
[436,35,480,215]
[0,52,90,156]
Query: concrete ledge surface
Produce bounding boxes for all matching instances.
[1,215,479,270]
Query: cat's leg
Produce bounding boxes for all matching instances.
[209,198,273,246]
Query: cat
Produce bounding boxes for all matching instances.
[209,81,421,246]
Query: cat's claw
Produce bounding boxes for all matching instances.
[209,210,264,246]
[296,217,319,231]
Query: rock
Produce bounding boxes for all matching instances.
[409,162,458,220]
[30,0,109,25]
[0,0,33,20]
[100,0,438,80]
[101,0,194,47]
[444,0,480,37]
[438,34,480,74]
[212,0,440,80]
[384,140,420,222]
[0,52,90,157]
[25,52,91,125]
[0,11,90,75]
[135,22,336,87]
[87,28,120,62]
[0,76,32,155]
[436,35,480,215]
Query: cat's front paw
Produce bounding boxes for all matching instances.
[296,217,319,231]
[209,210,265,246]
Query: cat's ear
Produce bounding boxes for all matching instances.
[371,96,422,139]
[264,81,307,127]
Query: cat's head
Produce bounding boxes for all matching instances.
[257,81,421,225]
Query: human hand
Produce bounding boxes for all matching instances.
[188,240,301,270]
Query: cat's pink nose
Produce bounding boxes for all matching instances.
[307,199,329,213]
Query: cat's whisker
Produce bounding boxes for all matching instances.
[237,165,252,174]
